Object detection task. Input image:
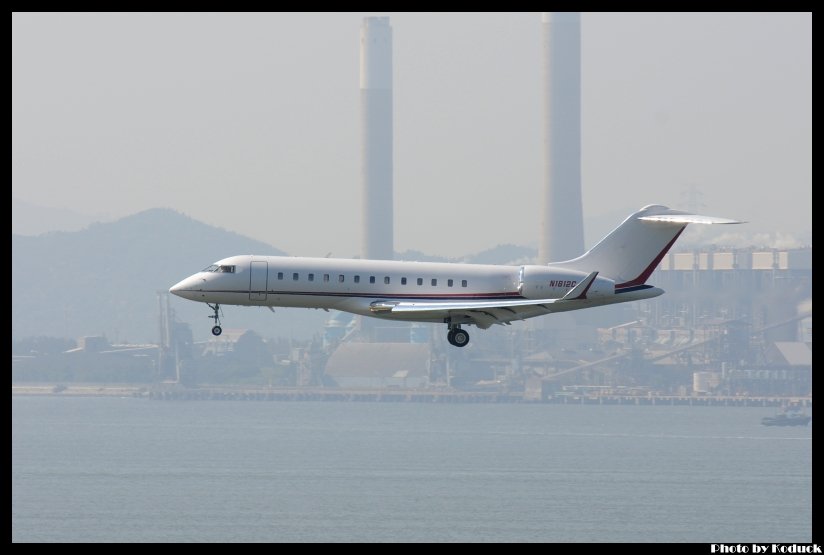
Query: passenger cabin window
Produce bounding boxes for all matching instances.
[417,278,423,286]
[323,274,330,283]
[369,276,376,284]
[431,278,438,286]
[292,273,298,281]
[462,280,468,287]
[308,273,314,282]
[354,275,360,283]
[339,274,345,283]
[384,276,390,284]
[447,279,454,287]
[216,265,235,273]
[202,265,219,272]
[401,277,407,285]
[277,272,284,280]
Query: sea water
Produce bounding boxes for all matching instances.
[11,396,812,542]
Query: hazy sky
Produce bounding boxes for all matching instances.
[12,12,811,258]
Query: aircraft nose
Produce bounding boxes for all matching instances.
[169,275,202,299]
[169,279,186,298]
[169,282,180,296]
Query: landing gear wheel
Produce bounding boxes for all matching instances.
[447,326,470,347]
[451,328,469,347]
[212,325,223,336]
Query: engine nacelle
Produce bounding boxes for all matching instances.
[518,265,615,299]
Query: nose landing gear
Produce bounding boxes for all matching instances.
[208,303,223,336]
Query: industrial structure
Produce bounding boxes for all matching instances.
[539,12,584,264]
[360,16,394,261]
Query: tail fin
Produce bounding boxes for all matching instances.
[555,204,743,288]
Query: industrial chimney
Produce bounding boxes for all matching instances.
[360,16,394,261]
[539,12,584,264]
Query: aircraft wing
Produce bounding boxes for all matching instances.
[369,271,600,329]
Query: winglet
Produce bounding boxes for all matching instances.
[560,271,599,301]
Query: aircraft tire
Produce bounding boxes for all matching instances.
[446,328,456,346]
[452,329,469,347]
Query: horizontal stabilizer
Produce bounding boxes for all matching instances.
[638,214,744,225]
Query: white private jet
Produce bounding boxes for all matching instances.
[170,204,742,347]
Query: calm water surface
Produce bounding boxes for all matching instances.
[11,396,812,542]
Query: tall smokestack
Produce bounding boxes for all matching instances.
[360,16,393,260]
[539,12,584,264]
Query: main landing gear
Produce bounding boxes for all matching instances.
[208,303,223,336]
[446,324,470,348]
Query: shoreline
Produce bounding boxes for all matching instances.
[11,384,812,408]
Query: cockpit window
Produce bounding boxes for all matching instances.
[216,265,236,273]
[202,265,219,272]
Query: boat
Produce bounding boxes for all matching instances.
[761,412,811,427]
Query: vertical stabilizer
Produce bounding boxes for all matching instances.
[554,204,742,287]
